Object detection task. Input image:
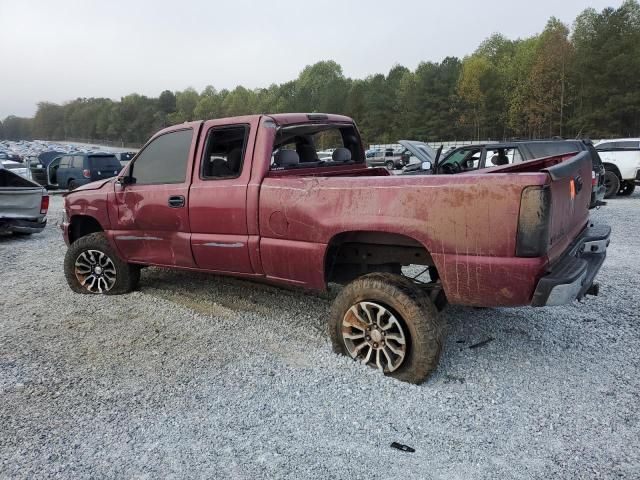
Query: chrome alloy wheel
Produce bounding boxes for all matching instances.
[341,301,407,373]
[74,249,117,293]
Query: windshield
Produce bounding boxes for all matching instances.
[271,123,363,170]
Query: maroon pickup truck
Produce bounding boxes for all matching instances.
[61,113,610,383]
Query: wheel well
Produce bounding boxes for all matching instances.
[325,231,435,285]
[69,215,103,244]
[603,163,622,179]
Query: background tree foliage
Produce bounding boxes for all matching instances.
[3,2,639,146]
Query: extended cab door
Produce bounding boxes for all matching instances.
[188,117,260,273]
[111,126,199,267]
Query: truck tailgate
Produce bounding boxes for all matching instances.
[0,169,45,220]
[543,151,593,263]
[0,188,43,219]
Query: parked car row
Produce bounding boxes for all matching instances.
[1,141,137,190]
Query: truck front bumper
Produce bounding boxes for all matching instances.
[0,217,47,234]
[531,224,610,307]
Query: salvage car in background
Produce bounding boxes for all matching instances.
[26,151,66,189]
[61,113,610,384]
[396,140,438,166]
[403,139,606,209]
[595,138,640,197]
[365,148,405,170]
[114,151,137,169]
[0,162,49,235]
[57,153,122,190]
[1,160,31,180]
[366,141,437,170]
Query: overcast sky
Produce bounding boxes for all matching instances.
[0,0,623,119]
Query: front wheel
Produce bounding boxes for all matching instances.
[329,273,444,384]
[603,170,620,198]
[64,232,140,294]
[618,181,636,196]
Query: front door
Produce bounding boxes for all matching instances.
[112,127,198,267]
[188,118,258,273]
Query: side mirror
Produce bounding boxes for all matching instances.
[117,175,135,186]
[421,161,432,171]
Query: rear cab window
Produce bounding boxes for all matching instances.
[89,155,121,169]
[270,123,363,170]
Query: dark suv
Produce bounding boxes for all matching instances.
[404,139,606,209]
[57,153,122,190]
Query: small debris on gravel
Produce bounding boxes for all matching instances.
[469,337,495,349]
[390,442,415,453]
[1,193,640,479]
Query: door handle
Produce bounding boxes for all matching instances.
[168,195,185,208]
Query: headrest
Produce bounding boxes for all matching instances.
[332,147,352,162]
[274,149,300,167]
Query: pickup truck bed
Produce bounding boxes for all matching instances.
[60,113,610,383]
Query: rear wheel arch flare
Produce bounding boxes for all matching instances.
[323,231,436,285]
[603,162,622,179]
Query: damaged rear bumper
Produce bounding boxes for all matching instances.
[531,224,610,307]
[0,217,47,234]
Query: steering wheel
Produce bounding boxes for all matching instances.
[441,160,462,174]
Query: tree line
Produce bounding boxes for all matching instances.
[1,1,639,146]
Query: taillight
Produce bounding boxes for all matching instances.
[516,186,551,257]
[40,195,49,215]
[591,170,597,187]
[83,169,91,178]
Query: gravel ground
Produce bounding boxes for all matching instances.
[1,193,639,479]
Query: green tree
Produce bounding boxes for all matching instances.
[33,102,65,139]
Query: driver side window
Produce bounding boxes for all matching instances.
[130,129,193,185]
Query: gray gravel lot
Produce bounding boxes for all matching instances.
[1,193,639,479]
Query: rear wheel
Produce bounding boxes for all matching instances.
[603,170,620,198]
[618,181,636,196]
[385,160,395,171]
[68,180,78,191]
[329,272,444,384]
[64,232,140,294]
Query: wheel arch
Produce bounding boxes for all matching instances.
[603,162,622,179]
[323,230,436,285]
[69,215,104,244]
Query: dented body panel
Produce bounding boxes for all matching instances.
[62,113,606,308]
